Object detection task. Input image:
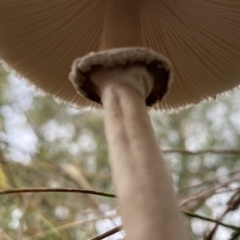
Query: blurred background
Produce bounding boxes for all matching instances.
[1,63,240,240]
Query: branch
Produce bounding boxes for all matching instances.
[163,149,240,155]
[1,187,239,226]
[1,187,239,238]
[0,188,115,198]
[89,226,122,240]
[178,169,240,194]
[30,213,117,239]
[179,178,238,208]
[183,211,239,231]
[205,191,240,240]
[88,211,240,240]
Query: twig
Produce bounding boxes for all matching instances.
[205,191,240,240]
[163,149,240,155]
[183,211,239,231]
[88,211,240,240]
[179,178,238,208]
[1,187,239,236]
[1,187,239,227]
[0,187,115,198]
[30,214,117,239]
[89,226,122,240]
[178,169,240,194]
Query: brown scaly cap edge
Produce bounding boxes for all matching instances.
[69,47,173,107]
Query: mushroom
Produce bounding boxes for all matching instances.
[0,1,239,240]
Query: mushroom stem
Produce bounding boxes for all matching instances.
[92,66,188,240]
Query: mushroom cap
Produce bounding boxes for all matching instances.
[0,0,239,111]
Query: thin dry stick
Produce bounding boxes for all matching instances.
[179,178,239,207]
[178,169,240,195]
[1,186,240,239]
[30,214,117,239]
[0,185,234,210]
[180,189,236,212]
[0,188,115,198]
[205,191,240,240]
[89,226,122,240]
[164,149,240,155]
[183,211,239,231]
[89,210,240,240]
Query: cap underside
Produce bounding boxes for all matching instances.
[0,0,239,111]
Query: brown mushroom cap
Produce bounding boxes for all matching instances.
[0,0,239,110]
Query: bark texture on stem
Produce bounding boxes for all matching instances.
[92,66,188,240]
